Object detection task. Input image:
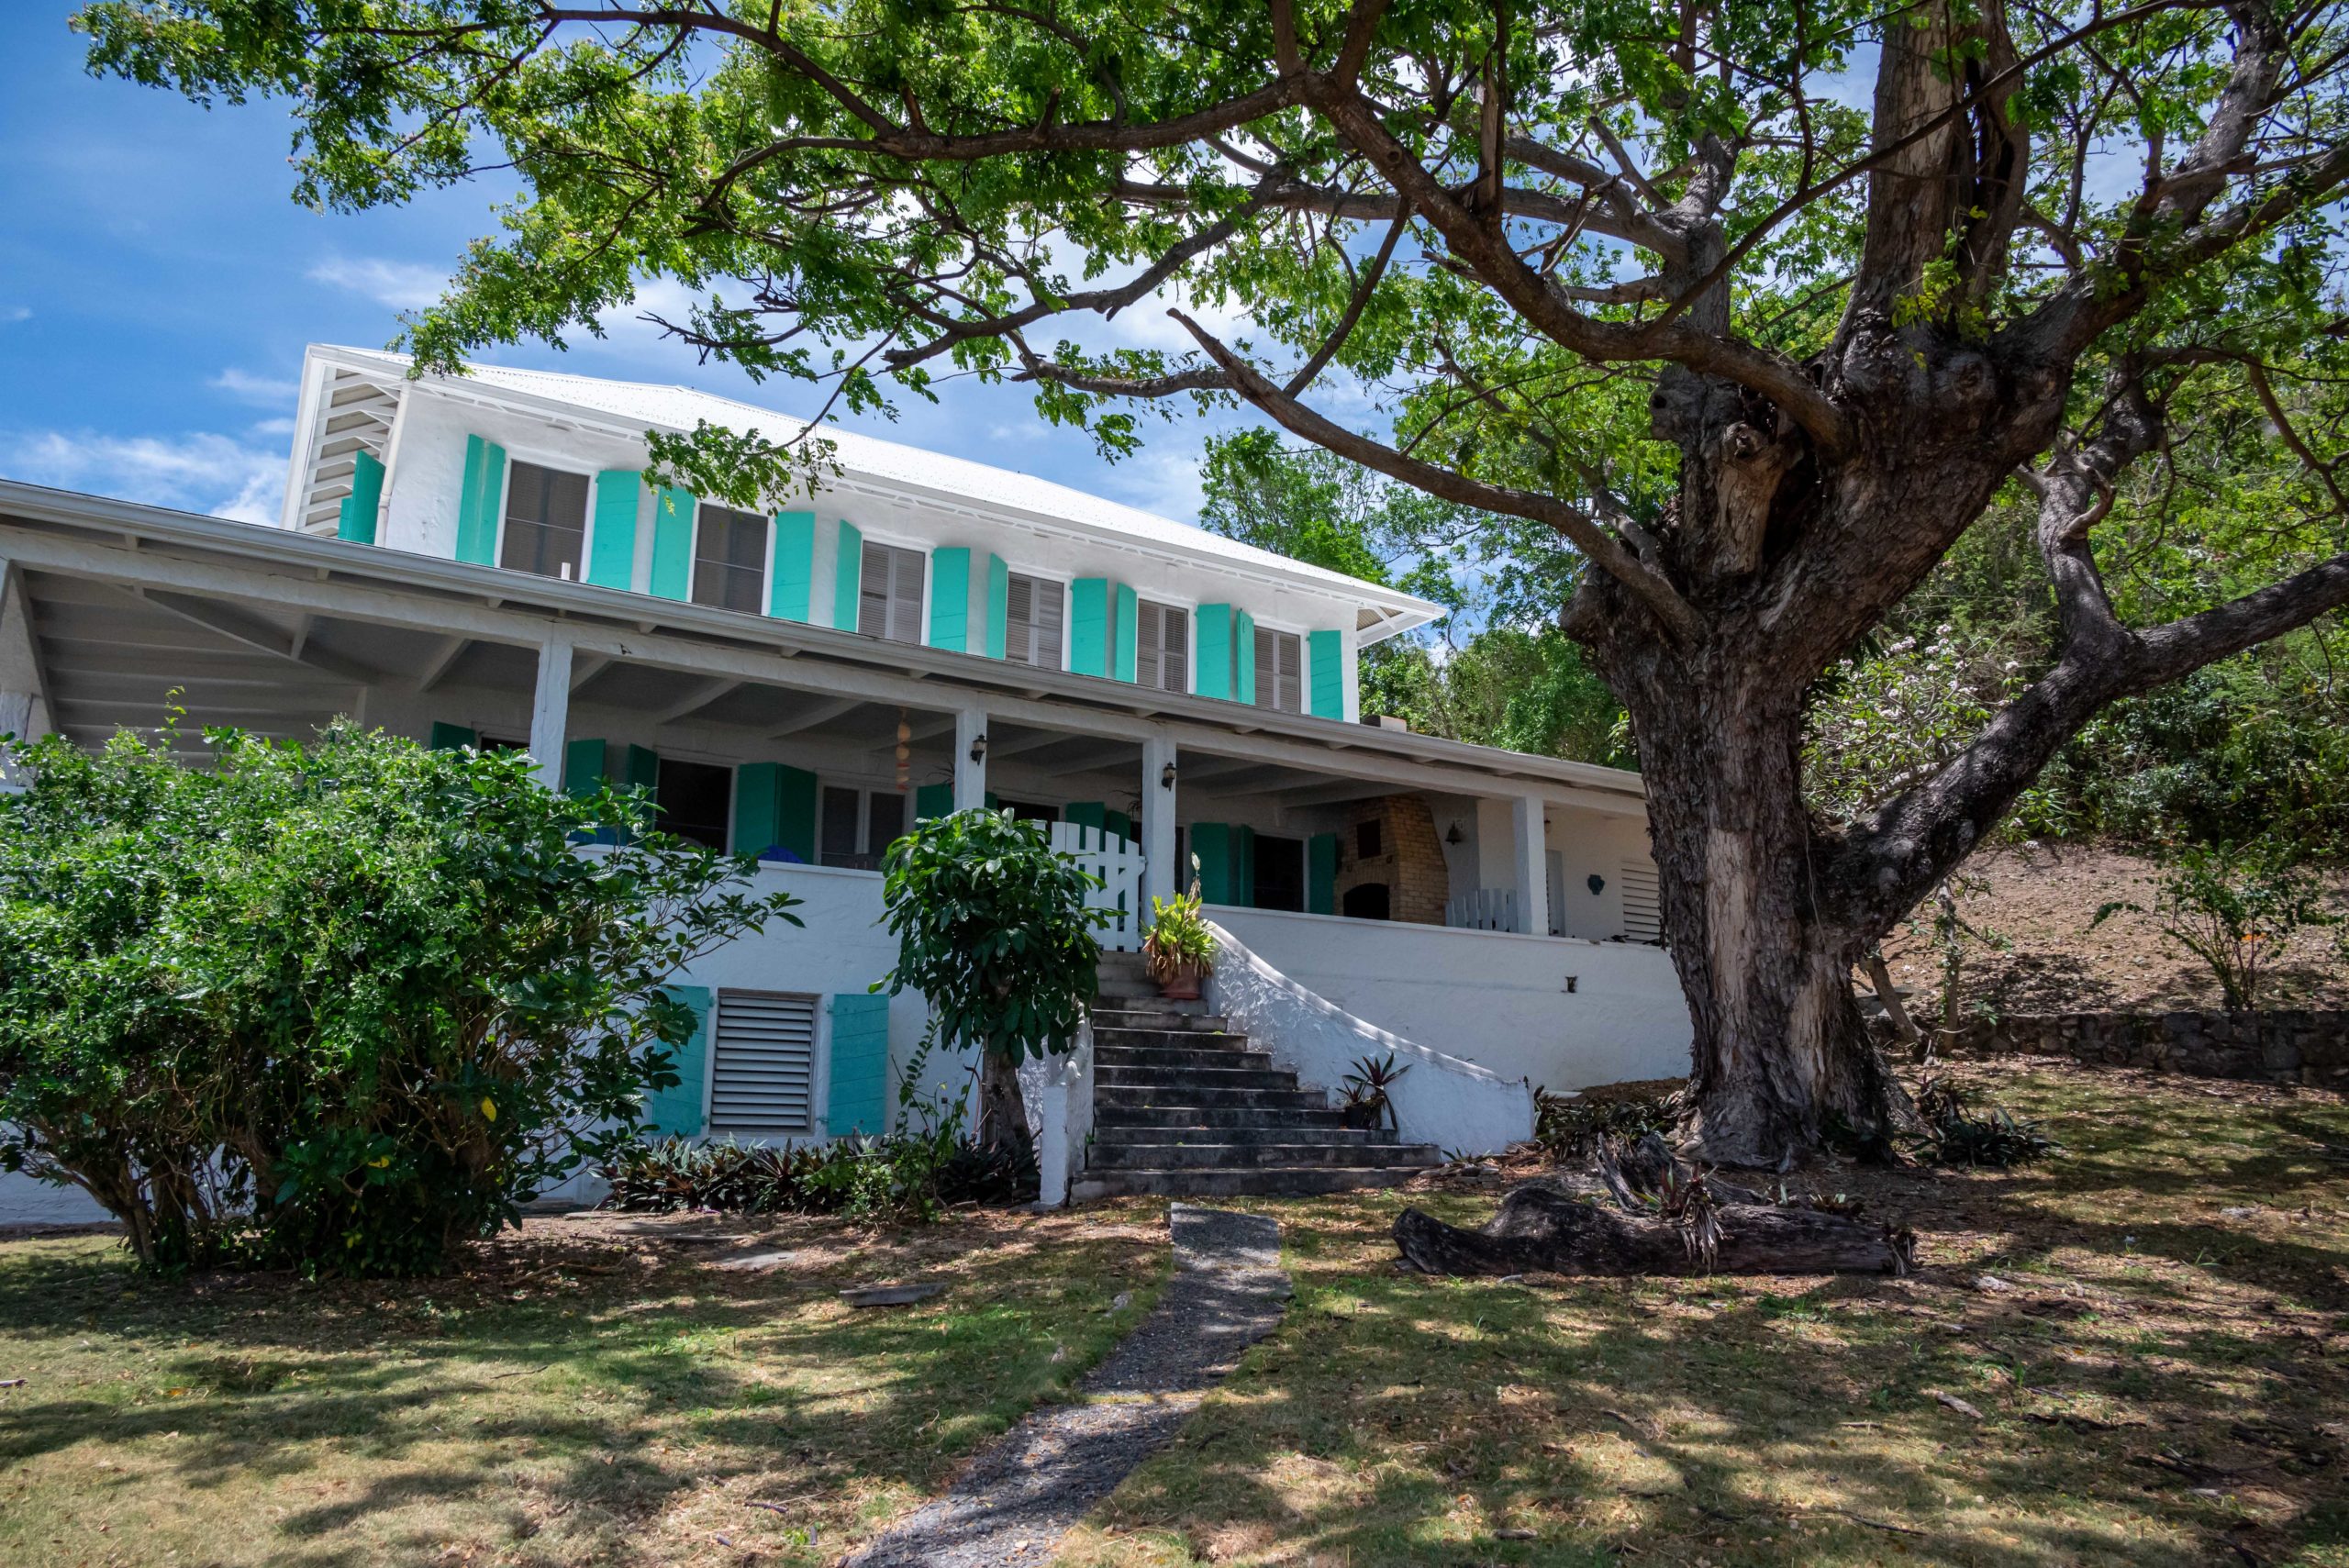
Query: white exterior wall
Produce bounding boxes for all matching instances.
[1210,906,1691,1093]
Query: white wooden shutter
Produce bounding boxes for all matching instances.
[707,989,819,1133]
[889,546,924,642]
[1620,857,1664,944]
[1161,604,1188,693]
[1030,576,1063,668]
[1135,600,1163,688]
[1256,628,1301,712]
[857,542,891,638]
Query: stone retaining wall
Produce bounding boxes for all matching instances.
[1952,1010,2349,1085]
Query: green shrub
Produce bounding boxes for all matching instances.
[600,1132,1036,1217]
[0,719,796,1275]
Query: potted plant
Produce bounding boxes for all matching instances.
[1339,1052,1410,1130]
[1143,876,1216,1000]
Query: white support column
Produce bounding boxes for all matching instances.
[953,706,988,810]
[1511,793,1550,937]
[528,637,573,787]
[1141,729,1178,917]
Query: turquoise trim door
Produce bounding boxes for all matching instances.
[644,985,712,1136]
[929,547,971,651]
[826,993,891,1137]
[1195,605,1233,700]
[1070,579,1109,674]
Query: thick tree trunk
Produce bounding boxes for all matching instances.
[1605,666,1900,1166]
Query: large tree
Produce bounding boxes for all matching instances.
[78,0,2349,1162]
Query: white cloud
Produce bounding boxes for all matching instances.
[0,306,29,325]
[210,367,300,405]
[0,428,284,526]
[307,254,447,310]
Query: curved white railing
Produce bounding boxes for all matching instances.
[1205,920,1535,1156]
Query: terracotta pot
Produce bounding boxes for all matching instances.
[1156,962,1206,1001]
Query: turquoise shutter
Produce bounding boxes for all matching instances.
[1235,611,1256,706]
[429,721,475,751]
[587,471,641,590]
[832,520,864,630]
[1189,823,1232,904]
[1235,824,1256,906]
[1308,832,1338,914]
[454,435,507,565]
[1195,605,1233,700]
[984,554,1009,658]
[826,993,891,1137]
[562,738,607,797]
[1103,808,1133,843]
[1063,801,1106,834]
[644,984,712,1137]
[929,547,971,651]
[338,450,384,545]
[1308,629,1345,719]
[914,782,952,822]
[1113,584,1138,682]
[648,487,695,600]
[1070,579,1109,675]
[770,510,815,621]
[735,762,819,862]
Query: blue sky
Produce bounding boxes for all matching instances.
[0,7,1251,529]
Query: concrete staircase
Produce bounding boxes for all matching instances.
[1072,953,1442,1200]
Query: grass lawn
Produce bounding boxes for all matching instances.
[1057,1062,2349,1568]
[0,1205,1168,1567]
[5,1062,2345,1568]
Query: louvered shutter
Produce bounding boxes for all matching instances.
[707,990,818,1134]
[1257,628,1302,712]
[1620,857,1664,943]
[891,546,924,642]
[1005,573,1034,662]
[1160,603,1188,693]
[858,540,890,637]
[1032,577,1064,667]
[1135,601,1162,688]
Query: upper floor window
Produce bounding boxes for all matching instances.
[693,504,768,614]
[1004,573,1064,669]
[1254,626,1302,713]
[1134,598,1188,693]
[501,462,589,580]
[858,540,925,643]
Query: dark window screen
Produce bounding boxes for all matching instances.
[820,785,863,867]
[694,505,767,614]
[1252,834,1305,912]
[865,791,907,859]
[500,462,590,580]
[655,758,731,851]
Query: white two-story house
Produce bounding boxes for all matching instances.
[0,343,1693,1216]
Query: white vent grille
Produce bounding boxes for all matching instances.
[1620,858,1664,944]
[707,990,818,1134]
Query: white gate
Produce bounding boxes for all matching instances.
[1048,820,1146,951]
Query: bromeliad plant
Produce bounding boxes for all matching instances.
[1142,859,1216,999]
[0,718,798,1275]
[1339,1052,1411,1131]
[878,808,1107,1152]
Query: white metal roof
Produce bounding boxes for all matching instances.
[310,345,1446,640]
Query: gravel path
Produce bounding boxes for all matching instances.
[838,1204,1289,1568]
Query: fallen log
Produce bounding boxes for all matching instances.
[1395,1136,1916,1277]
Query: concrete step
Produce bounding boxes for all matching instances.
[1093,1083,1329,1111]
[1072,1165,1431,1200]
[1089,1140,1438,1171]
[1091,1008,1230,1033]
[1096,1102,1354,1130]
[1092,1120,1377,1149]
[1093,1041,1269,1071]
[1095,1063,1299,1093]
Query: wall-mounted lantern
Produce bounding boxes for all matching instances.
[1159,761,1177,790]
[968,731,989,764]
[1587,873,1607,895]
[1444,822,1464,846]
